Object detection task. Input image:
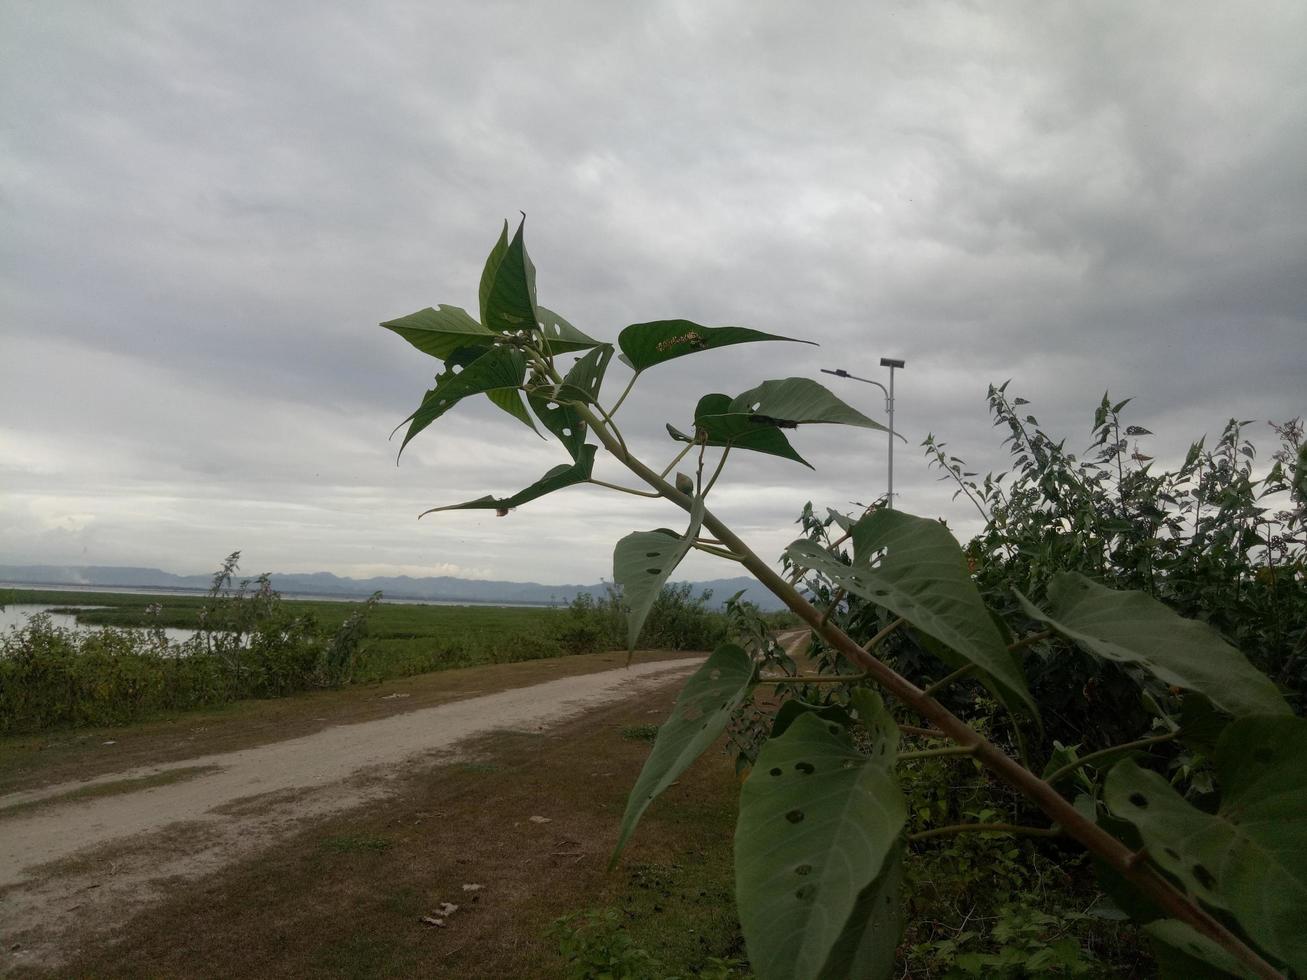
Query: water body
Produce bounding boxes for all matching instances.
[0,582,556,608]
[0,605,205,646]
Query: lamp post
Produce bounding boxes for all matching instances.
[821,358,906,509]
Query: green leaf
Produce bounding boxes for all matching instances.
[420,445,596,514]
[666,393,812,468]
[719,378,887,431]
[528,391,587,460]
[611,643,755,864]
[1015,573,1288,719]
[542,344,615,406]
[395,346,528,455]
[618,319,813,373]
[785,510,1037,720]
[735,708,906,980]
[1146,920,1260,980]
[485,386,540,434]
[770,700,853,740]
[1105,715,1307,974]
[479,217,539,335]
[380,304,496,361]
[536,306,603,354]
[613,494,705,651]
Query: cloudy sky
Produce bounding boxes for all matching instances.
[2,1,1304,587]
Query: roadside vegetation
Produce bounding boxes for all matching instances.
[0,560,739,736]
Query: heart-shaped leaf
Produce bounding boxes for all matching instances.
[721,378,887,431]
[420,445,596,515]
[786,510,1037,720]
[735,701,905,980]
[380,304,496,361]
[619,320,813,373]
[1105,715,1307,974]
[1015,573,1288,719]
[395,346,529,455]
[613,494,705,651]
[667,393,812,468]
[612,642,755,864]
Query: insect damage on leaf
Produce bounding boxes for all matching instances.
[655,330,708,353]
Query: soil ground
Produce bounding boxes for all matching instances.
[0,650,744,978]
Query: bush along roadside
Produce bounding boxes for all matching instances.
[382,217,1307,979]
[0,554,380,735]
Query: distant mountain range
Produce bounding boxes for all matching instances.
[0,563,783,610]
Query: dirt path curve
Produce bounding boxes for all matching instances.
[0,657,700,971]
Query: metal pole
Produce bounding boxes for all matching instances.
[886,365,895,509]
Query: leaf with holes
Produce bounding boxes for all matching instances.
[1015,573,1288,719]
[1105,715,1307,974]
[613,494,705,651]
[380,305,496,361]
[420,445,596,515]
[479,217,539,335]
[536,306,603,354]
[1146,921,1260,980]
[666,393,812,468]
[528,391,587,460]
[714,378,888,432]
[611,643,755,865]
[542,344,615,406]
[395,346,530,455]
[735,709,906,980]
[618,319,813,373]
[786,510,1037,720]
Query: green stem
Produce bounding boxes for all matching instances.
[910,822,1062,843]
[703,447,731,496]
[1009,629,1052,652]
[659,441,696,480]
[899,746,976,761]
[690,541,745,562]
[863,616,906,652]
[922,663,976,696]
[900,725,949,739]
[1043,731,1180,787]
[608,372,639,417]
[761,672,869,685]
[588,479,661,499]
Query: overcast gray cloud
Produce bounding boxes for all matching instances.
[2,0,1304,586]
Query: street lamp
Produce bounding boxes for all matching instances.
[821,358,906,509]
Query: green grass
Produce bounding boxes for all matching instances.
[621,723,661,742]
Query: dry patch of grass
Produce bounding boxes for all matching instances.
[23,682,742,979]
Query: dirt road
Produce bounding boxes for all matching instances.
[0,656,702,973]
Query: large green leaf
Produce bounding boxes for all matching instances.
[395,346,529,455]
[528,391,587,460]
[539,344,615,407]
[1105,715,1307,974]
[420,445,596,515]
[720,378,887,431]
[1015,573,1288,719]
[380,304,496,361]
[667,393,812,468]
[484,386,540,434]
[1146,920,1259,980]
[618,319,812,373]
[785,510,1037,719]
[536,305,603,354]
[479,217,539,335]
[735,700,906,980]
[613,494,705,650]
[611,643,755,864]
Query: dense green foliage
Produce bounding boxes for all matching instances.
[0,571,726,734]
[384,219,1306,979]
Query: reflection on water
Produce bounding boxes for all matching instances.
[0,604,206,646]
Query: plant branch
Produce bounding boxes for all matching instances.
[1043,731,1180,787]
[863,616,906,653]
[900,725,949,739]
[690,541,745,562]
[910,822,1063,843]
[659,441,696,480]
[608,372,639,417]
[761,672,869,685]
[899,746,976,761]
[562,392,1287,980]
[703,447,731,496]
[588,479,662,499]
[1009,629,1053,652]
[922,664,976,696]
